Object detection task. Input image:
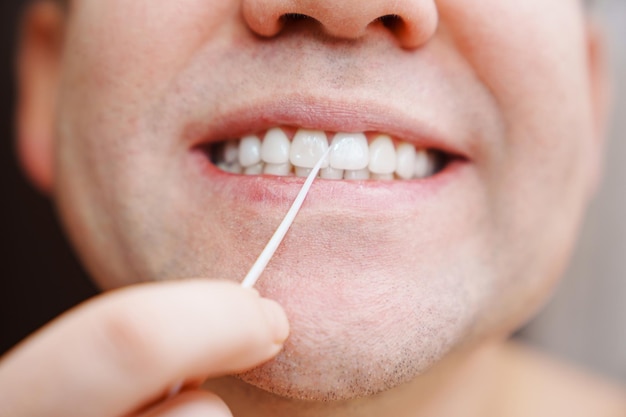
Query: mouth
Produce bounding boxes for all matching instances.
[185,97,475,209]
[201,126,459,181]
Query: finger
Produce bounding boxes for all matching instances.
[136,390,232,417]
[0,280,288,417]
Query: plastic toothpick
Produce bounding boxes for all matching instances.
[241,148,330,289]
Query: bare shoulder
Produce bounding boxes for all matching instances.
[499,341,626,417]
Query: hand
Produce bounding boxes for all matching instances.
[0,280,289,417]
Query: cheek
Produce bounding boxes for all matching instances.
[54,0,241,284]
[439,0,596,220]
[437,0,595,328]
[61,0,237,121]
[441,0,595,232]
[440,0,592,153]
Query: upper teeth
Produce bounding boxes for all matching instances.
[213,127,440,180]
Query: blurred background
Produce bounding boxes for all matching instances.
[1,0,624,384]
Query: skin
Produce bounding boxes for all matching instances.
[1,0,624,416]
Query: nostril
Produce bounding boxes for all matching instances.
[281,13,311,22]
[378,14,402,30]
[280,13,322,32]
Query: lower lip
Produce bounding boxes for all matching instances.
[188,149,469,210]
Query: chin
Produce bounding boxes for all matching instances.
[232,264,478,401]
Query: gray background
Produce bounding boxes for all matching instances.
[521,0,626,383]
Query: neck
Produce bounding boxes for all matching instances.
[204,341,508,417]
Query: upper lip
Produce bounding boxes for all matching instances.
[187,94,473,160]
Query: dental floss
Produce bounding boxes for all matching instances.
[166,150,331,400]
[241,147,331,289]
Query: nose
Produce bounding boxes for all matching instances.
[242,0,438,49]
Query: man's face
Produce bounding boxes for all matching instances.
[34,0,601,401]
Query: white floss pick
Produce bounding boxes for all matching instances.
[165,151,330,399]
[241,147,331,289]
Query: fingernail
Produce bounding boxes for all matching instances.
[260,298,290,344]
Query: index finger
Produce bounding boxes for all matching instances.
[0,280,289,417]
